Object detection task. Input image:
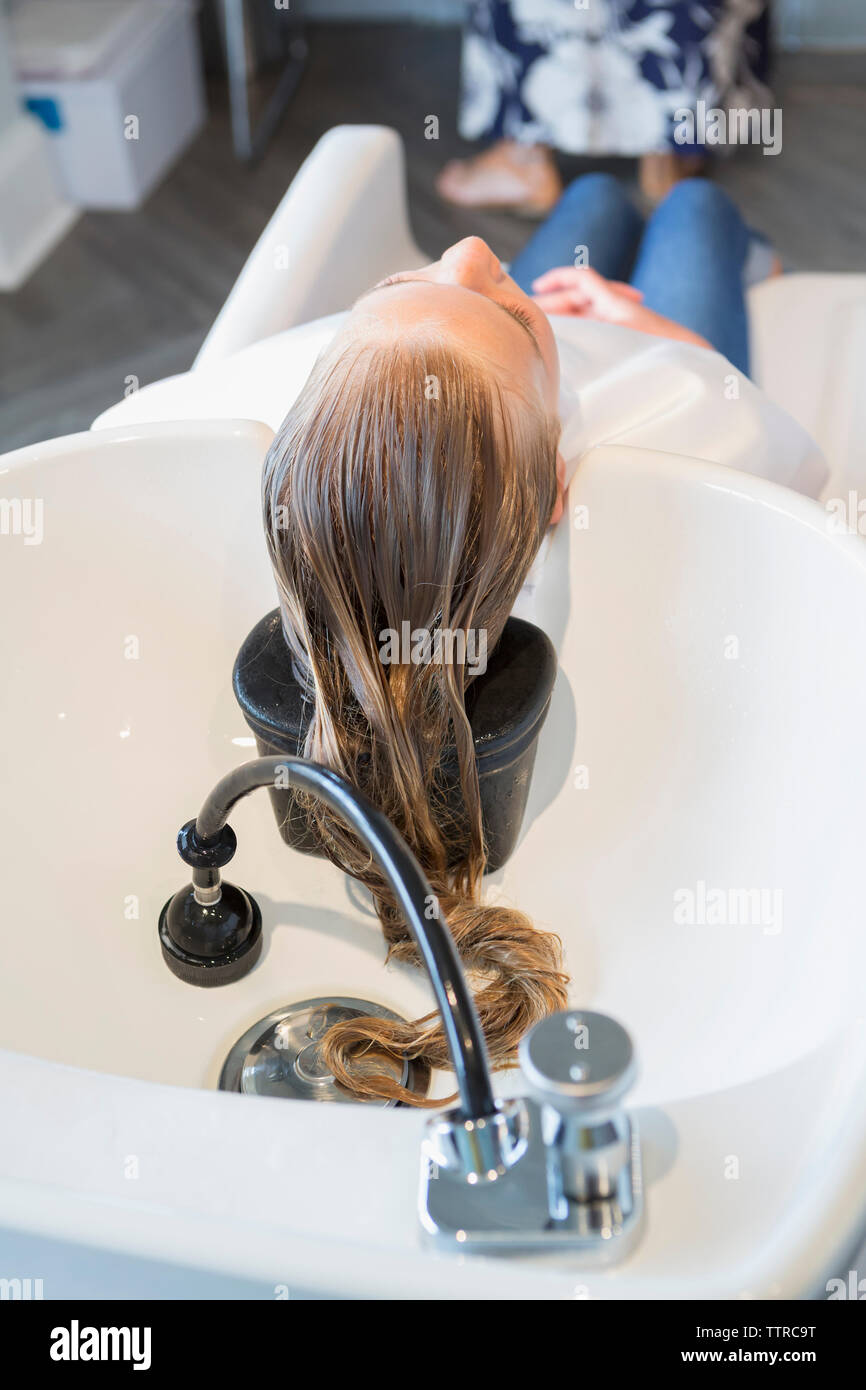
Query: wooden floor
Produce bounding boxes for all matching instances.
[1,25,865,452]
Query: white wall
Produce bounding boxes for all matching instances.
[776,0,866,49]
[0,11,23,133]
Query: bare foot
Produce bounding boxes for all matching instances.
[436,140,563,217]
[639,151,706,204]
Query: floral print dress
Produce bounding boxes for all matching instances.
[459,0,771,155]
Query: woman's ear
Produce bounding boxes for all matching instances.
[549,451,566,526]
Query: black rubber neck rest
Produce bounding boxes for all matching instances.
[232,610,557,873]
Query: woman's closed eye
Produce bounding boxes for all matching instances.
[505,301,537,333]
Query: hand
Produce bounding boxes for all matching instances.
[531,266,644,325]
[532,264,713,352]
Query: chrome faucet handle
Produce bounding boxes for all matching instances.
[420,1007,643,1255]
[519,1010,637,1204]
[519,1009,636,1115]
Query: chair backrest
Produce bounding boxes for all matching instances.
[193,125,427,370]
[748,273,866,502]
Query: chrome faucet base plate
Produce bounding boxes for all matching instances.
[419,1100,643,1261]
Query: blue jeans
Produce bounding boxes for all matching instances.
[509,175,751,376]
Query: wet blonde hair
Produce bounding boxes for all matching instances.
[263,334,568,1105]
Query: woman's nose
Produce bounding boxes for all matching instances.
[438,237,503,290]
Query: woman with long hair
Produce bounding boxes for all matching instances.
[259,174,818,1104]
[263,267,569,1106]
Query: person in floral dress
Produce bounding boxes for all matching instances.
[438,0,771,209]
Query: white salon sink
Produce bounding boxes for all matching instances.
[1,419,865,1298]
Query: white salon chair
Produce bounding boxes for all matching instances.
[192,125,424,364]
[93,124,866,502]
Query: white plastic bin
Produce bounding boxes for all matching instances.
[12,1,206,210]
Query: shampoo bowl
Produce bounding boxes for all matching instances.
[1,419,865,1296]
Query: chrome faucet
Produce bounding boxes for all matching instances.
[160,755,642,1259]
[420,1008,642,1257]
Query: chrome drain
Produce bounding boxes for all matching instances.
[218,996,429,1106]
